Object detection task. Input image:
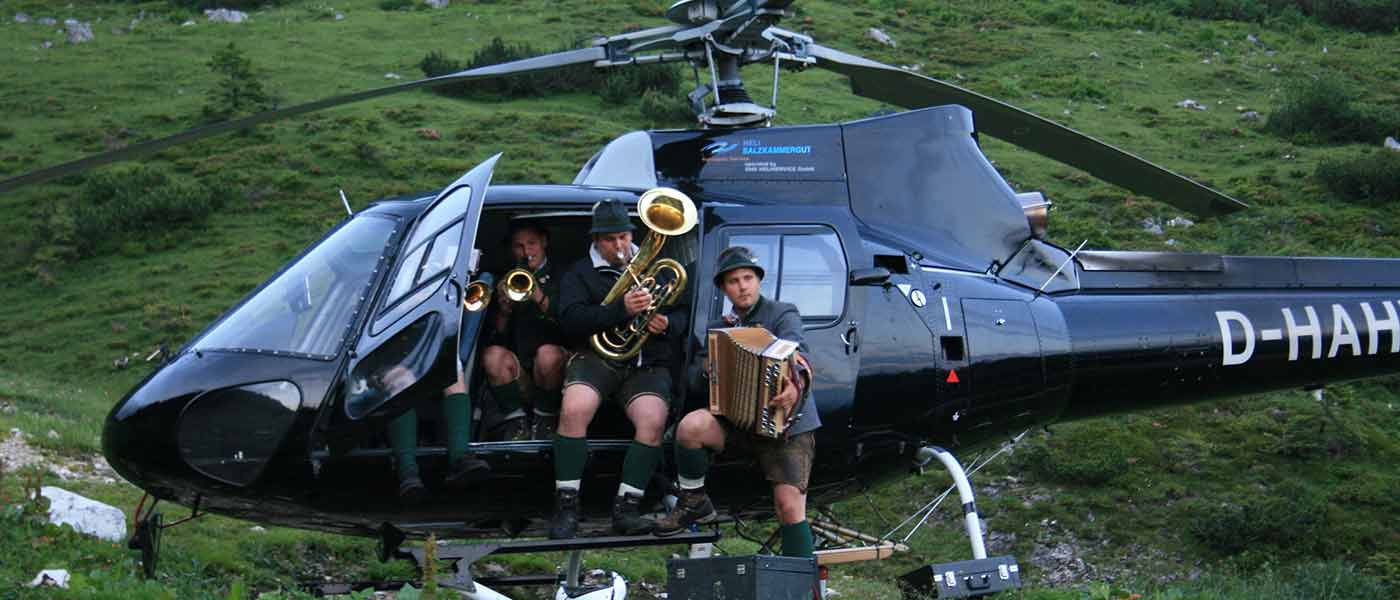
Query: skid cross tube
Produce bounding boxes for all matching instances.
[398,530,722,591]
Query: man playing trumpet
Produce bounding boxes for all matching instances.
[481,221,566,440]
[551,198,689,538]
[655,246,820,559]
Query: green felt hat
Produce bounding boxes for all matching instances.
[589,198,635,234]
[713,246,765,287]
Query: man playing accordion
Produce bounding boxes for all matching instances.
[655,246,821,559]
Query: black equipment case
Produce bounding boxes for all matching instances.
[667,555,817,600]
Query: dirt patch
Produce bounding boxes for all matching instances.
[0,429,119,485]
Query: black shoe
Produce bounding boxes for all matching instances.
[495,414,529,442]
[611,492,655,536]
[531,412,558,440]
[549,487,580,540]
[443,456,491,489]
[654,487,717,536]
[398,474,427,505]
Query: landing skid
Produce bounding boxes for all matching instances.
[310,528,722,597]
[897,446,1022,599]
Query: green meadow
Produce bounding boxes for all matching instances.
[0,0,1397,598]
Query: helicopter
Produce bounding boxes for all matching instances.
[6,0,1400,590]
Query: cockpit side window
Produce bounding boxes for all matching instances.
[193,214,398,359]
[722,227,847,325]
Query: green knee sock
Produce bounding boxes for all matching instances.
[620,441,662,495]
[490,381,523,414]
[675,445,711,488]
[780,520,814,558]
[553,434,589,483]
[442,392,472,464]
[388,409,419,479]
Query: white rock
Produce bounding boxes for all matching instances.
[425,0,450,7]
[1089,51,1100,59]
[40,486,128,543]
[334,12,345,20]
[1167,216,1195,228]
[1175,99,1207,111]
[27,569,70,588]
[865,28,896,47]
[1247,33,1260,45]
[1140,218,1163,236]
[205,9,248,23]
[15,12,30,23]
[63,19,93,43]
[1240,111,1261,121]
[46,429,59,440]
[384,72,402,79]
[250,525,266,532]
[181,20,195,26]
[1385,137,1400,152]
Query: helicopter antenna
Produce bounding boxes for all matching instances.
[338,189,352,216]
[1037,239,1088,296]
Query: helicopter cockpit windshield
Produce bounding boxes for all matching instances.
[193,215,397,360]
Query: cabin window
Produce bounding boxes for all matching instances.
[722,228,846,323]
[193,214,396,359]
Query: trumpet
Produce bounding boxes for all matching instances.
[503,259,537,303]
[463,280,492,312]
[589,187,698,361]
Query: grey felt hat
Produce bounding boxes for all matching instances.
[589,198,635,234]
[712,246,765,287]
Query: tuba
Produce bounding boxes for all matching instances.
[590,188,698,361]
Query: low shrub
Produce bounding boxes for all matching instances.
[378,0,413,10]
[1017,423,1154,485]
[420,38,686,105]
[638,89,695,128]
[1316,149,1400,205]
[1190,481,1327,554]
[64,165,231,257]
[1267,74,1400,145]
[1110,0,1400,32]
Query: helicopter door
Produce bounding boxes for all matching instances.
[694,206,868,445]
[339,154,500,422]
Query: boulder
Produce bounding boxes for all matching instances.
[27,569,70,589]
[15,12,30,23]
[1175,99,1207,111]
[865,28,895,47]
[1386,137,1400,152]
[205,9,249,23]
[64,19,93,44]
[425,0,450,7]
[40,486,127,543]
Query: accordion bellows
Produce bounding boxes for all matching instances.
[707,327,800,439]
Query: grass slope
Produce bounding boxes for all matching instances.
[1,0,1397,598]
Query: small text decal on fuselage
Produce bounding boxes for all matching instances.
[1215,302,1400,366]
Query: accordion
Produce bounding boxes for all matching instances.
[706,327,801,439]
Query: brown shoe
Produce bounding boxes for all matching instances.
[654,488,717,536]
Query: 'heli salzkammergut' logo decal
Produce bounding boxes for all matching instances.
[1215,301,1400,366]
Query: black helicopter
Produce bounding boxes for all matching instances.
[6,0,1400,578]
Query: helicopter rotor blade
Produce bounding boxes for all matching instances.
[806,43,1247,217]
[0,46,606,195]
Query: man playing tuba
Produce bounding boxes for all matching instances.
[551,198,690,539]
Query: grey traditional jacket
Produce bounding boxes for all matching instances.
[699,295,821,436]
